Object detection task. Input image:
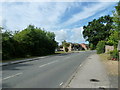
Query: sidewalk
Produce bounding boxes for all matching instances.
[64,54,111,88]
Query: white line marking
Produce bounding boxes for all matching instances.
[59,82,63,86]
[39,60,58,68]
[3,72,23,80]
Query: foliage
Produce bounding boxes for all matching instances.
[83,15,113,47]
[89,43,95,50]
[110,49,119,60]
[2,31,15,60]
[107,1,120,48]
[62,40,70,48]
[65,47,69,52]
[2,25,58,60]
[112,1,120,32]
[106,2,120,48]
[106,30,120,48]
[96,41,105,54]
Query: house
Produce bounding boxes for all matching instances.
[57,43,88,52]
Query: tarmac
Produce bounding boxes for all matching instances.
[63,54,114,89]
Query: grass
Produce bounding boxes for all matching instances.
[99,53,111,62]
[55,51,66,54]
[99,53,118,76]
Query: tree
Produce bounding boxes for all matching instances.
[112,1,120,32]
[62,40,70,48]
[2,30,16,59]
[107,30,119,47]
[62,40,70,52]
[83,15,113,48]
[96,41,105,54]
[2,25,58,60]
[14,25,58,56]
[107,2,120,48]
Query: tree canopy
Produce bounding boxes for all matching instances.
[107,2,120,47]
[62,40,70,48]
[83,15,113,48]
[2,25,58,60]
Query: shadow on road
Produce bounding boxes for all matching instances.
[2,63,33,71]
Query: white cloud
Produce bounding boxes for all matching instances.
[1,2,116,44]
[54,27,87,44]
[62,2,115,26]
[54,29,68,43]
[2,2,73,30]
[0,3,2,26]
[2,2,116,31]
[69,27,86,43]
[0,0,119,2]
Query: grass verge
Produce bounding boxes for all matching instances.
[99,53,118,76]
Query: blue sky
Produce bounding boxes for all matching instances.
[0,0,119,44]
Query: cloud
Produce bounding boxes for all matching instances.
[0,3,2,26]
[1,2,116,44]
[54,29,68,43]
[54,27,87,44]
[62,2,115,26]
[69,27,86,43]
[2,2,74,31]
[1,2,116,31]
[0,0,119,2]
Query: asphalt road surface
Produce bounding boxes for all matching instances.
[2,51,95,88]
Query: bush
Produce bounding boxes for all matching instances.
[2,25,58,60]
[96,41,105,54]
[90,43,94,50]
[65,48,69,52]
[110,49,119,60]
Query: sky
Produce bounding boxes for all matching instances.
[0,0,119,44]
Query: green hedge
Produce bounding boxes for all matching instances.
[110,49,119,60]
[96,41,105,54]
[2,25,58,60]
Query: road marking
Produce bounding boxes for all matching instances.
[3,72,23,80]
[39,60,58,68]
[59,82,63,86]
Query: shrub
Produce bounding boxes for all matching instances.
[65,48,69,52]
[90,43,94,50]
[96,41,105,54]
[110,49,119,60]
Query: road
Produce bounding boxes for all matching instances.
[2,51,95,88]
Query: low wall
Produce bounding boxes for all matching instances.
[105,45,114,53]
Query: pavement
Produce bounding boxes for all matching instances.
[2,51,95,88]
[64,54,113,88]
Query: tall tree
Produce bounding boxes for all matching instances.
[112,1,120,31]
[83,15,113,48]
[107,2,120,47]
